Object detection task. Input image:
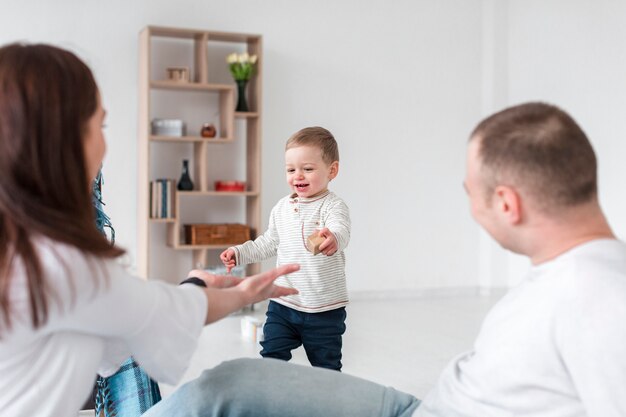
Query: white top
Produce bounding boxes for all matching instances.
[232,191,350,313]
[415,239,626,417]
[0,239,207,417]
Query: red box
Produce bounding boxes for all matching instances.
[215,180,246,192]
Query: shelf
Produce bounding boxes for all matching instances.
[150,135,233,143]
[139,25,263,278]
[235,112,259,119]
[177,191,259,197]
[169,243,238,250]
[148,26,261,43]
[150,80,234,92]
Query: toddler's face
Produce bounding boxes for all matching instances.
[285,145,337,198]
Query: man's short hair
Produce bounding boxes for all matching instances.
[471,102,597,210]
[286,126,339,164]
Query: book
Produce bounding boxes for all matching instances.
[151,181,158,218]
[160,179,167,218]
[157,180,162,218]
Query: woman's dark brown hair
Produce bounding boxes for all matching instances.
[0,43,124,333]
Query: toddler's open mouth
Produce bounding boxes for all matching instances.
[295,183,309,189]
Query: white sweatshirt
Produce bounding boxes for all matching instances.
[232,191,350,313]
[416,239,626,417]
[0,239,207,417]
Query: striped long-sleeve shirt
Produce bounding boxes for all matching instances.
[231,191,350,313]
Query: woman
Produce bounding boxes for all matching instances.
[0,43,299,417]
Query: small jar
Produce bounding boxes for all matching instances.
[200,123,217,138]
[166,67,189,83]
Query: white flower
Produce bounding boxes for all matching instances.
[227,51,257,81]
[226,53,238,64]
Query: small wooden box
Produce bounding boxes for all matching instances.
[184,223,250,245]
[166,66,190,83]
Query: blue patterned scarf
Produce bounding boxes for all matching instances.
[92,171,162,416]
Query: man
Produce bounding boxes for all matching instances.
[415,102,626,416]
[144,102,626,417]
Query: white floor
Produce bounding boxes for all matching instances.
[79,292,503,416]
[159,291,504,400]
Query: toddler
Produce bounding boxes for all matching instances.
[221,126,350,371]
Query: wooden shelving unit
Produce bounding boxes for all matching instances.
[137,26,262,279]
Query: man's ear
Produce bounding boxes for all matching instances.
[329,161,339,180]
[494,185,522,224]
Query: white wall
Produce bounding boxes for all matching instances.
[3,1,624,294]
[0,0,484,295]
[257,1,484,294]
[481,0,626,287]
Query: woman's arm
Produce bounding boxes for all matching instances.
[187,264,299,324]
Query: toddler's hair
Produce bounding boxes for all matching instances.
[285,127,339,164]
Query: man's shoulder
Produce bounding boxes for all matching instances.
[570,239,626,276]
[549,240,626,349]
[556,239,626,298]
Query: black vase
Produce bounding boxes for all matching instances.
[235,79,249,112]
[177,159,194,191]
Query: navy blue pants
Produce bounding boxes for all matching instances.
[260,301,347,371]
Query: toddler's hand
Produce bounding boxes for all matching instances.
[317,228,338,256]
[220,248,236,273]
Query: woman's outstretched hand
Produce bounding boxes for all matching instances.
[187,264,300,324]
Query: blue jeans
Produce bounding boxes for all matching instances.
[261,301,346,371]
[143,358,420,417]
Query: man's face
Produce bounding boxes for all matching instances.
[464,138,507,246]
